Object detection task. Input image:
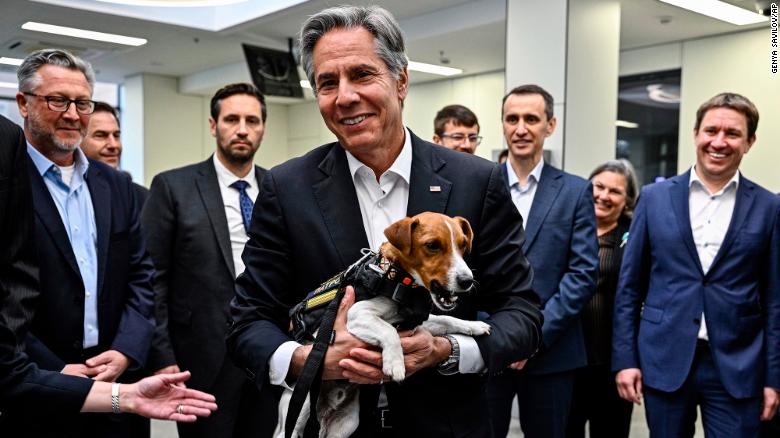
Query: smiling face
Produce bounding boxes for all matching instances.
[382,212,474,312]
[694,107,754,189]
[592,170,628,227]
[81,110,122,167]
[210,93,264,165]
[502,93,556,166]
[17,65,92,161]
[312,27,408,158]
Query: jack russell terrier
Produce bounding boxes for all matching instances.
[277,212,491,438]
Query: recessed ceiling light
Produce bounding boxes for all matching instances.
[408,61,463,77]
[21,21,148,46]
[0,57,24,66]
[616,120,640,129]
[658,0,768,25]
[96,0,247,6]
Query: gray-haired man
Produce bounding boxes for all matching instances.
[227,5,542,437]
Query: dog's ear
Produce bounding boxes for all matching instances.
[454,216,473,254]
[384,217,418,255]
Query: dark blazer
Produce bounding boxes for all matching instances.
[502,163,599,374]
[143,157,265,389]
[612,170,780,398]
[227,132,542,436]
[0,115,92,410]
[24,157,155,371]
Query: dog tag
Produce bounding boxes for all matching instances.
[429,185,441,192]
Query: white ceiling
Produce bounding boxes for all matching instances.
[0,0,768,94]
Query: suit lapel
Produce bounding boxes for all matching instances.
[312,145,369,267]
[407,134,452,216]
[27,160,81,277]
[86,164,111,295]
[669,171,704,275]
[523,164,563,253]
[195,159,235,278]
[708,177,754,272]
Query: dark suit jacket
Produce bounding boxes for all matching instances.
[502,163,598,374]
[24,154,156,371]
[612,170,780,398]
[227,132,542,436]
[0,115,92,410]
[143,157,266,390]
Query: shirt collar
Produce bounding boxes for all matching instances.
[27,141,89,177]
[212,153,256,188]
[689,165,740,195]
[505,157,544,188]
[345,127,412,185]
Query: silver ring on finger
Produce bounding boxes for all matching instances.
[177,404,184,415]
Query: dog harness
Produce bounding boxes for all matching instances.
[284,249,434,438]
[289,249,433,343]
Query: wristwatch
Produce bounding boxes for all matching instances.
[437,335,460,376]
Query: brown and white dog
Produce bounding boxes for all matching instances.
[276,212,491,438]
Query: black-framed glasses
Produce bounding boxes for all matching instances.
[441,133,483,146]
[23,92,96,115]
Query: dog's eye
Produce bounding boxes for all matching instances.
[424,241,441,252]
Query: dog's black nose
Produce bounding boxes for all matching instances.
[457,275,474,291]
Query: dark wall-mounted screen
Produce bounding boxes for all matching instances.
[616,69,681,186]
[242,43,303,98]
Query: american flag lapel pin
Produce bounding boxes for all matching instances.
[429,185,441,192]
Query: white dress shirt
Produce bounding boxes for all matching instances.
[689,166,739,341]
[506,158,545,223]
[213,154,258,278]
[268,128,485,387]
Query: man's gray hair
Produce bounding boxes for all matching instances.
[17,49,96,93]
[298,5,407,94]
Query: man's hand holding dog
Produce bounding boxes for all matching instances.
[290,286,380,382]
[345,329,451,383]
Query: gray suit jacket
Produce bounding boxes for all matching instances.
[143,157,266,390]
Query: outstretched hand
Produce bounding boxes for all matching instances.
[124,371,217,422]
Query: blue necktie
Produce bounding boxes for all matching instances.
[230,180,253,233]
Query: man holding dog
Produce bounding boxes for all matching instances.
[613,92,780,436]
[142,83,274,438]
[227,5,542,437]
[487,84,599,438]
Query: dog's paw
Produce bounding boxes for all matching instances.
[464,321,491,336]
[383,356,406,382]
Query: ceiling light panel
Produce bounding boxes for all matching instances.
[407,61,463,76]
[658,0,769,25]
[21,22,148,46]
[0,57,24,66]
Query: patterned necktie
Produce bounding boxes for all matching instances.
[230,180,253,233]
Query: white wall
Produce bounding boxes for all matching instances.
[563,0,620,178]
[621,28,780,191]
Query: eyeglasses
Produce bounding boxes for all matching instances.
[440,133,483,146]
[23,92,96,115]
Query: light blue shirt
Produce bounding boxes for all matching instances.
[27,143,99,348]
[506,158,544,223]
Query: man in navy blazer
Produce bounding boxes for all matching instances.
[488,84,598,438]
[613,92,780,436]
[4,49,155,438]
